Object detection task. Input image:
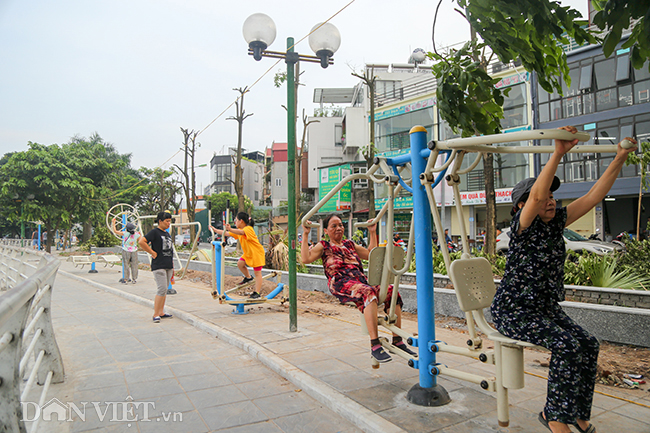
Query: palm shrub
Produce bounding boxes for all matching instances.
[566,250,650,290]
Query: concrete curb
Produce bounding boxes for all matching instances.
[59,269,406,433]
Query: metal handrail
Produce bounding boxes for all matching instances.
[0,245,64,433]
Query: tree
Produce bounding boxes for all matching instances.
[0,141,114,252]
[227,87,253,213]
[429,0,649,253]
[206,192,252,223]
[130,167,182,223]
[69,133,130,242]
[298,109,319,219]
[175,128,199,240]
[352,67,378,219]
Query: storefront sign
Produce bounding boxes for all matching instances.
[319,165,352,213]
[459,188,513,205]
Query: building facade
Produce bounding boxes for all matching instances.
[534,38,650,240]
[205,149,265,207]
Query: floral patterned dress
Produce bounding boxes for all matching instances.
[320,239,403,313]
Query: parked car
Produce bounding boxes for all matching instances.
[496,227,624,255]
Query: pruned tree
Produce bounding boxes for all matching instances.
[175,128,199,240]
[298,109,319,218]
[352,66,378,219]
[227,87,253,213]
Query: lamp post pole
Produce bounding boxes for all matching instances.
[244,13,340,332]
[286,37,298,331]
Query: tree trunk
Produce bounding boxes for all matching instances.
[484,153,497,255]
[228,87,253,214]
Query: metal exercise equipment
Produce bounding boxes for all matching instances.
[302,127,622,425]
[210,201,286,314]
[106,204,201,279]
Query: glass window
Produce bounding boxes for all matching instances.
[594,59,616,90]
[636,118,650,143]
[375,108,434,153]
[583,92,595,114]
[335,124,343,146]
[502,83,528,129]
[616,55,630,82]
[619,84,633,106]
[537,82,549,103]
[596,88,618,111]
[352,166,368,189]
[634,80,650,104]
[538,103,550,123]
[550,100,562,120]
[563,65,581,95]
[579,64,593,90]
[633,61,650,81]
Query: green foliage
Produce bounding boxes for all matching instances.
[273,70,287,88]
[351,228,365,245]
[592,0,650,70]
[615,238,650,284]
[313,105,344,117]
[430,40,510,137]
[458,0,598,94]
[206,192,253,220]
[625,140,650,189]
[78,226,120,250]
[128,167,181,217]
[564,250,592,285]
[0,138,119,251]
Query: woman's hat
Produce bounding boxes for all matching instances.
[511,176,561,215]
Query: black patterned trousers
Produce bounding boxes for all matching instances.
[494,303,599,424]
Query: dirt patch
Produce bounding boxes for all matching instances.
[177,268,650,390]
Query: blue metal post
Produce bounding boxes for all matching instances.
[37,224,41,250]
[89,250,98,273]
[406,126,450,406]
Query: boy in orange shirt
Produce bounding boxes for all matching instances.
[210,212,266,298]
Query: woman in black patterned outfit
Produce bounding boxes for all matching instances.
[491,126,637,433]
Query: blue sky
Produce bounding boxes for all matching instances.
[0,0,588,192]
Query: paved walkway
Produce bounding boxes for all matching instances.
[26,257,650,432]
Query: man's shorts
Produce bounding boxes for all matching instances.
[153,269,173,296]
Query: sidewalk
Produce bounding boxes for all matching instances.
[37,258,650,432]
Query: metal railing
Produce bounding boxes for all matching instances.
[0,244,64,433]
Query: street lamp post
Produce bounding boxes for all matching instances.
[243,14,340,332]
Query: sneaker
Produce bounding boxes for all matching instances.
[153,316,161,323]
[393,341,417,356]
[239,276,254,285]
[371,345,392,363]
[167,288,177,295]
[249,292,261,299]
[132,280,136,284]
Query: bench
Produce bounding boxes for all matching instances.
[98,254,121,267]
[67,255,96,269]
[449,256,545,427]
[67,254,122,269]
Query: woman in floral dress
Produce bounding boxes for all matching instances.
[301,214,416,363]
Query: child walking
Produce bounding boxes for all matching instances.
[210,212,265,298]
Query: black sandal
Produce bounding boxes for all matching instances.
[538,412,552,432]
[574,422,596,433]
